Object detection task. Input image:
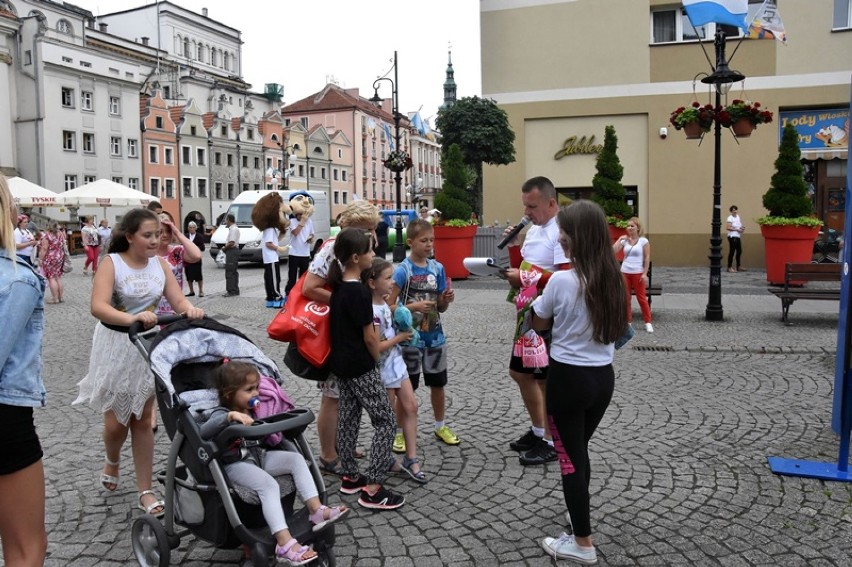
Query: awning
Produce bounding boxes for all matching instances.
[801,149,848,161]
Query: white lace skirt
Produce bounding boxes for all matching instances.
[73,322,154,426]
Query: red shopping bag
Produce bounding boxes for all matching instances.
[267,274,331,367]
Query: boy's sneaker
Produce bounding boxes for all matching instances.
[645,322,654,333]
[509,429,540,452]
[519,438,557,465]
[358,486,405,510]
[392,432,406,453]
[541,533,597,564]
[339,474,367,495]
[434,425,460,445]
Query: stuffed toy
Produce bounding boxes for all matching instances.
[393,305,420,347]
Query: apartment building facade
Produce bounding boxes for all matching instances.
[480,0,851,267]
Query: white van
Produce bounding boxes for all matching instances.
[209,190,330,263]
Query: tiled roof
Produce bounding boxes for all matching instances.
[281,83,405,125]
[202,112,215,131]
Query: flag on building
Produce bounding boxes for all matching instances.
[366,117,377,136]
[382,122,395,150]
[410,112,429,136]
[746,0,787,44]
[682,0,749,32]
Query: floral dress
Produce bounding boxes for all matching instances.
[156,245,185,316]
[40,232,66,279]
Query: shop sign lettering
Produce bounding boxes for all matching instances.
[554,135,603,160]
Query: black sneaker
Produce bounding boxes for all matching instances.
[519,439,557,466]
[510,429,541,452]
[358,486,405,510]
[339,474,367,495]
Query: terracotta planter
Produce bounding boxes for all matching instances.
[433,224,477,279]
[608,225,628,262]
[760,224,820,285]
[731,118,754,138]
[682,121,704,139]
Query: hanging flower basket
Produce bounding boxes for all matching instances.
[731,118,755,138]
[682,121,704,139]
[670,102,714,139]
[383,150,413,173]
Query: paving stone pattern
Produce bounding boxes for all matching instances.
[16,258,852,565]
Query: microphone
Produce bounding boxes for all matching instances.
[497,216,531,250]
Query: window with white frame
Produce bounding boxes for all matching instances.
[835,0,852,29]
[321,167,326,180]
[342,192,348,204]
[342,170,347,182]
[215,182,223,200]
[64,175,77,191]
[110,136,121,156]
[149,145,159,164]
[128,178,139,190]
[309,166,315,178]
[109,96,121,115]
[650,2,761,43]
[81,91,93,111]
[227,183,235,200]
[215,152,222,165]
[300,117,308,128]
[61,87,74,107]
[242,155,248,168]
[338,149,342,158]
[254,157,260,169]
[150,178,160,197]
[198,179,207,198]
[112,176,123,184]
[197,148,205,166]
[164,147,174,165]
[165,179,174,198]
[333,169,339,181]
[247,128,254,140]
[182,146,191,165]
[128,139,138,157]
[182,177,192,197]
[84,175,96,184]
[155,116,164,129]
[334,191,339,204]
[82,133,95,154]
[56,19,72,35]
[62,130,76,151]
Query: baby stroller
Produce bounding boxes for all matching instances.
[128,315,337,566]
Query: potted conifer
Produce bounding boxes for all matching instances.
[433,144,477,279]
[592,125,633,259]
[757,123,821,284]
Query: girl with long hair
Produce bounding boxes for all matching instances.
[533,201,627,564]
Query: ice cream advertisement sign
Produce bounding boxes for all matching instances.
[779,109,849,151]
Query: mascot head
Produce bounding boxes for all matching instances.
[251,192,291,232]
[288,191,315,219]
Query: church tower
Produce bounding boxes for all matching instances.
[441,49,457,110]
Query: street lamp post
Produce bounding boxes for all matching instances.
[370,50,405,263]
[700,30,745,321]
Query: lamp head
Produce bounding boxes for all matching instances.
[369,90,382,106]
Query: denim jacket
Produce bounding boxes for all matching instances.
[0,250,46,407]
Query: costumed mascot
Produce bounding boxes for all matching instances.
[284,191,318,296]
[252,193,291,308]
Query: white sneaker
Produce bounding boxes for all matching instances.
[541,533,597,564]
[645,323,654,333]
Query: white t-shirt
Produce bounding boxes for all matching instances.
[14,228,34,257]
[532,269,614,366]
[620,236,649,275]
[520,216,569,269]
[261,228,280,264]
[372,303,407,387]
[288,217,314,257]
[727,214,743,238]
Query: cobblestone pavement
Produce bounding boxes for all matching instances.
[17,257,852,565]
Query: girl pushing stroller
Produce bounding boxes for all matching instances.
[200,360,349,565]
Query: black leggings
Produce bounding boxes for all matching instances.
[263,261,282,301]
[546,360,614,538]
[727,236,742,269]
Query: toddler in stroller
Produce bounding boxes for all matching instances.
[130,316,344,567]
[200,360,348,564]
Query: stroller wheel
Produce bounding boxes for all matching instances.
[131,515,171,567]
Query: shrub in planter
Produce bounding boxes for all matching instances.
[592,125,632,225]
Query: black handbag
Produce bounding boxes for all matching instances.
[283,342,331,381]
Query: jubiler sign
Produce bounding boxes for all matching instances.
[554,135,603,160]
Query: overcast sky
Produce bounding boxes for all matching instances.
[81,0,482,124]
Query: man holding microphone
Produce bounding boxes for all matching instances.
[501,176,570,465]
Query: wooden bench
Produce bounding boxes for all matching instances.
[767,262,841,324]
[630,262,662,305]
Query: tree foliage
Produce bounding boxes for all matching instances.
[762,123,812,218]
[591,125,632,220]
[436,96,516,219]
[434,144,473,222]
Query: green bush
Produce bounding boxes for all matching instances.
[434,144,473,222]
[761,123,813,219]
[592,125,633,220]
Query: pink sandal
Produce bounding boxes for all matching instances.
[309,504,349,532]
[275,538,317,566]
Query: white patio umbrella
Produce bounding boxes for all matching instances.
[54,179,154,208]
[7,176,58,207]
